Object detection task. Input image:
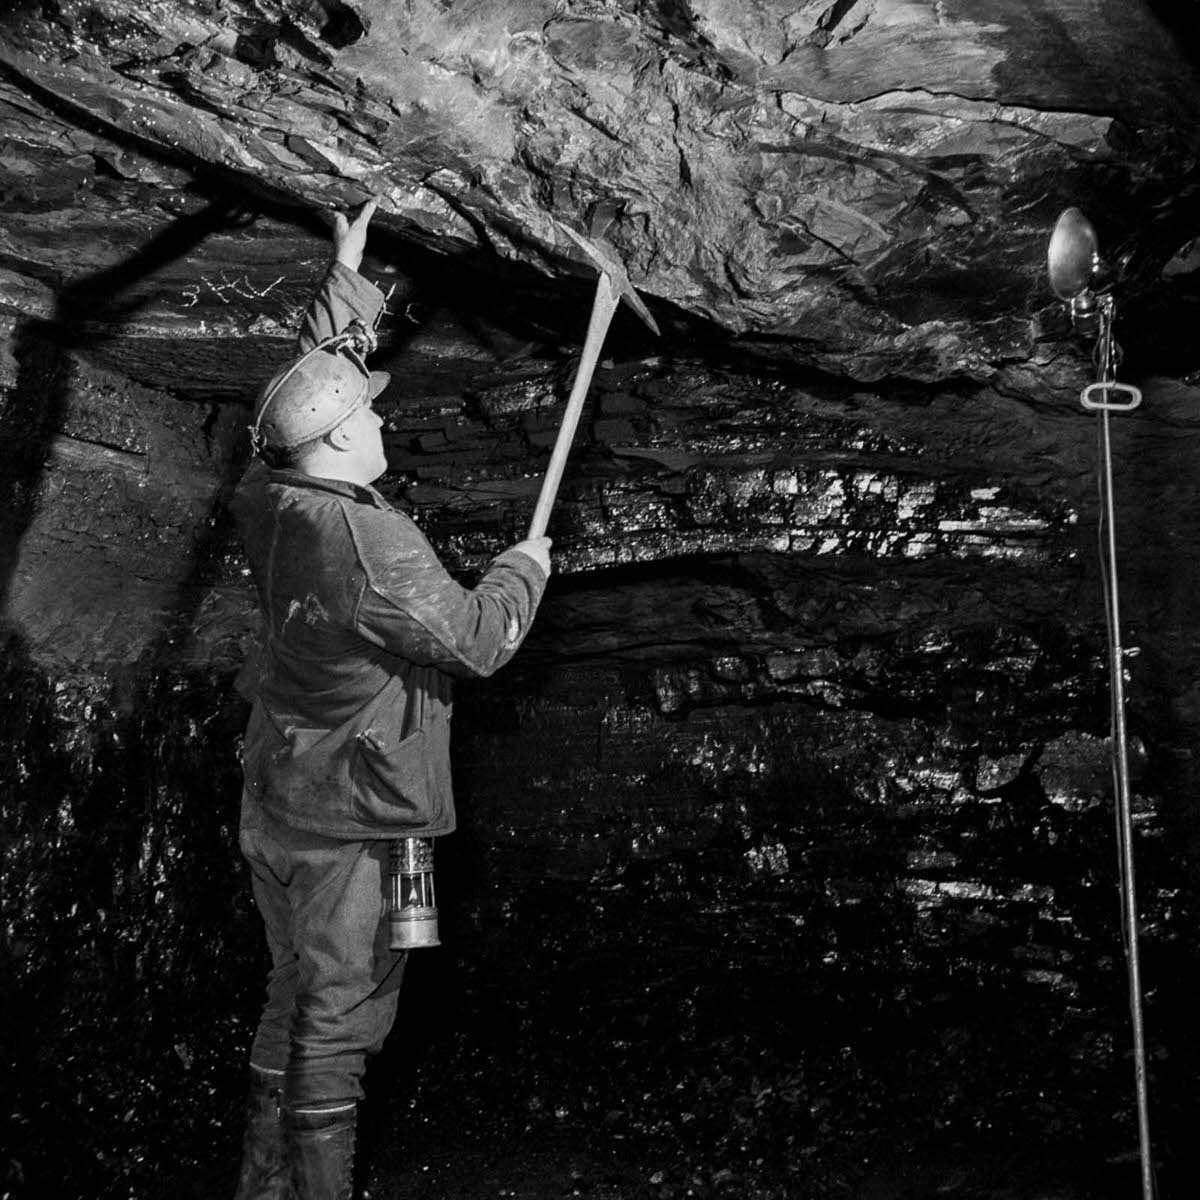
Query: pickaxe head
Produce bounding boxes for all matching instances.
[558,223,660,337]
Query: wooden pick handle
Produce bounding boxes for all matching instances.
[527,271,620,539]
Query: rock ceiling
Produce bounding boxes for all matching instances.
[3,0,1200,380]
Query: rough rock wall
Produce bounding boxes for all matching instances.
[4,1,1200,377]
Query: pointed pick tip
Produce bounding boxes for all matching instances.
[559,222,660,333]
[622,290,661,337]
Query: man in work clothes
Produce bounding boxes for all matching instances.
[229,200,551,1199]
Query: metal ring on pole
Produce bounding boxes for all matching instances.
[1081,381,1143,412]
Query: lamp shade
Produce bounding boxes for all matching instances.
[1048,207,1100,300]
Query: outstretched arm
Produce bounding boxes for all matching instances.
[297,199,384,353]
[354,511,550,679]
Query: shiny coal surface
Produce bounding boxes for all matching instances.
[4,637,1199,1200]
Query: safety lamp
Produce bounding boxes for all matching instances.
[387,837,440,950]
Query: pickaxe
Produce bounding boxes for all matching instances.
[527,225,660,539]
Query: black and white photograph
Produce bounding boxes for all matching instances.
[3,3,1200,1198]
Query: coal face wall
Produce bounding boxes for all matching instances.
[4,261,1200,1199]
[3,600,1199,1196]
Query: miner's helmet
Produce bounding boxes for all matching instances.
[250,320,390,453]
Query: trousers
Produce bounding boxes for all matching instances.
[239,798,408,1105]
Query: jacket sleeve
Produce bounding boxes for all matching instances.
[348,510,548,679]
[297,261,385,353]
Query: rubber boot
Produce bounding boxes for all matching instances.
[232,1065,291,1200]
[285,1101,357,1200]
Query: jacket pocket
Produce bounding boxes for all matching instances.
[263,725,349,815]
[350,726,435,828]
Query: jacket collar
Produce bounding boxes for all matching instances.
[267,467,392,510]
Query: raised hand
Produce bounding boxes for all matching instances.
[332,198,378,272]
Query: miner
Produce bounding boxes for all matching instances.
[228,199,551,1200]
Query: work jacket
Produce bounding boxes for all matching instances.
[231,262,547,840]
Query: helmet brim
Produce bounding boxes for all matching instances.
[368,371,390,399]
